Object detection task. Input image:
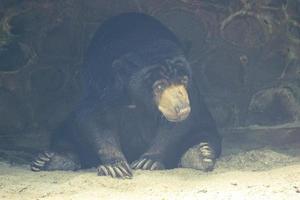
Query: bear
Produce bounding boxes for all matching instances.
[31,12,222,178]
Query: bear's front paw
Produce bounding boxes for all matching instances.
[131,156,165,170]
[180,142,216,172]
[97,160,133,179]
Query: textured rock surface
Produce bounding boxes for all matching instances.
[0,0,299,153]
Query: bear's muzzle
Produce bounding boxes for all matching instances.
[157,84,191,122]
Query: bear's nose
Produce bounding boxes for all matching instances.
[174,104,191,118]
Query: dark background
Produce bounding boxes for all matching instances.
[0,0,299,158]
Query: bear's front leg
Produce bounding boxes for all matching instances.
[131,123,188,170]
[91,129,133,179]
[76,110,133,178]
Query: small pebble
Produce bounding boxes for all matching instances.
[197,189,207,193]
[294,186,300,193]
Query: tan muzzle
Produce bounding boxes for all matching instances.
[157,84,191,122]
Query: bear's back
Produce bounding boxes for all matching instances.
[86,13,180,66]
[82,13,181,98]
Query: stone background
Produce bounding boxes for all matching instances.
[0,0,299,154]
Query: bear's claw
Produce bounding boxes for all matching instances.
[131,158,165,170]
[31,151,55,172]
[97,160,132,179]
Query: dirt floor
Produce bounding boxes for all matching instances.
[0,135,300,200]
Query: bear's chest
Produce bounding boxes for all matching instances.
[118,105,157,157]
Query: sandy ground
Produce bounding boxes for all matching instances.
[1,137,300,200]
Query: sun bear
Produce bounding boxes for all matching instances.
[31,12,222,178]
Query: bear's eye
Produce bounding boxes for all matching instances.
[153,79,168,92]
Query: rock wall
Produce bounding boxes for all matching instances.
[0,0,299,152]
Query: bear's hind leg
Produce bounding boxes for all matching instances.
[31,151,53,171]
[31,127,81,172]
[31,150,81,172]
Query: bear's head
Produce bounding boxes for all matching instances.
[127,55,192,122]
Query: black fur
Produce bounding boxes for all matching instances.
[32,13,221,177]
